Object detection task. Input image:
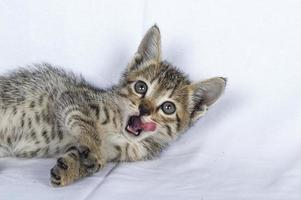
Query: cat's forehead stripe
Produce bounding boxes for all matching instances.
[137,62,189,95]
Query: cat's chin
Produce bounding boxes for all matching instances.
[123,128,154,141]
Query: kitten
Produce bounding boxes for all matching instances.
[0,25,226,186]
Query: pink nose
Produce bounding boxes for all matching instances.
[142,122,157,132]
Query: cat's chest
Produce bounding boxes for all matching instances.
[104,134,148,162]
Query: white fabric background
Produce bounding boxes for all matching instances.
[0,0,301,199]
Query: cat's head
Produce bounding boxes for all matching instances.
[118,25,226,146]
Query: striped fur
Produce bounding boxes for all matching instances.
[0,25,226,186]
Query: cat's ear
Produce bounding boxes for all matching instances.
[189,77,227,122]
[127,25,162,71]
[137,25,162,62]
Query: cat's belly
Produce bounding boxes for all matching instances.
[0,104,75,158]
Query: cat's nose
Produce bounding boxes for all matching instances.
[139,104,151,116]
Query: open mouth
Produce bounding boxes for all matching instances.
[125,116,156,137]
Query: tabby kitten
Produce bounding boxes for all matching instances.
[0,25,226,186]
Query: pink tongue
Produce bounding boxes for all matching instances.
[132,117,156,132]
[141,122,156,132]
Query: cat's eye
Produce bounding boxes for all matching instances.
[161,101,176,115]
[134,81,148,95]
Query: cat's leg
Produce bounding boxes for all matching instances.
[50,96,106,186]
[50,129,105,186]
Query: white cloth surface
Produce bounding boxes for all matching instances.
[0,0,301,199]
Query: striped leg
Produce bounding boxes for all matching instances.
[51,92,107,186]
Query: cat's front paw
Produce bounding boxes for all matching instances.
[50,145,105,187]
[78,145,104,175]
[50,156,80,187]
